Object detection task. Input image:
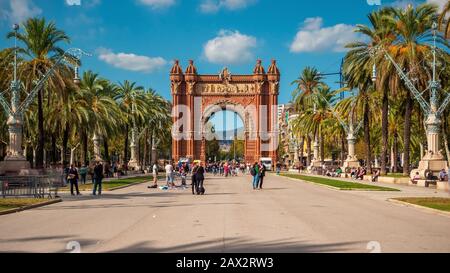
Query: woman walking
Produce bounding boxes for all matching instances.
[67,164,81,196]
[196,163,206,195]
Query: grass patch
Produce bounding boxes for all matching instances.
[0,198,52,212]
[395,198,450,212]
[61,176,154,192]
[281,174,399,191]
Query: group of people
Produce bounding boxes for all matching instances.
[325,167,343,178]
[64,161,104,196]
[250,161,267,190]
[148,161,206,195]
[350,167,367,180]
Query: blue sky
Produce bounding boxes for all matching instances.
[0,0,443,105]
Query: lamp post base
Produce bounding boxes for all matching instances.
[128,160,140,171]
[343,160,360,169]
[410,158,448,184]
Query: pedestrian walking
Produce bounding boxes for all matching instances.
[93,161,104,196]
[258,162,267,189]
[67,164,81,196]
[79,164,88,185]
[191,163,199,195]
[251,162,260,190]
[196,162,206,195]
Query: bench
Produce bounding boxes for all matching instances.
[416,180,437,188]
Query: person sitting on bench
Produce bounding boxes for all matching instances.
[439,169,448,182]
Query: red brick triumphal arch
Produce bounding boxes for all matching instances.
[170,59,280,165]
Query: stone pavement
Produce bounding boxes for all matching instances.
[0,173,449,253]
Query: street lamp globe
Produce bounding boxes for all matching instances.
[12,24,19,31]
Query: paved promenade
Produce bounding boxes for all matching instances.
[0,174,449,253]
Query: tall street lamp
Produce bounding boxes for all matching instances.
[374,22,450,189]
[0,24,90,175]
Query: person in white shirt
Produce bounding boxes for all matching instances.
[148,163,159,189]
[165,162,174,188]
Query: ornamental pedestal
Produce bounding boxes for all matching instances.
[410,114,449,187]
[0,115,33,175]
[342,136,360,169]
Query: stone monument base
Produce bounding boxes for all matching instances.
[410,159,448,179]
[307,160,323,172]
[0,158,38,176]
[343,160,360,169]
[127,160,141,171]
[410,159,448,189]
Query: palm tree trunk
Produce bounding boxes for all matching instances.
[393,131,398,173]
[299,136,305,166]
[62,123,69,165]
[143,128,149,168]
[82,129,88,165]
[36,89,45,169]
[320,129,325,165]
[51,135,57,164]
[150,132,154,165]
[403,92,413,176]
[364,99,372,173]
[124,124,129,164]
[341,130,346,165]
[306,135,311,166]
[381,88,389,175]
[104,138,109,162]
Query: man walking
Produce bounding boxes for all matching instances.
[258,162,267,190]
[191,162,199,195]
[251,162,260,190]
[93,161,104,196]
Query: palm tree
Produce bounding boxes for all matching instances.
[438,0,450,39]
[292,85,337,165]
[7,17,71,168]
[113,80,146,164]
[291,67,324,166]
[387,4,442,175]
[351,7,396,175]
[78,72,122,164]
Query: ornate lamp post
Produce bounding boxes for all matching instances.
[375,22,450,188]
[0,24,89,174]
[128,92,140,170]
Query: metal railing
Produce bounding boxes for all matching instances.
[0,174,64,199]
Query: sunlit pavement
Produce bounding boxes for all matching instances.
[0,173,449,253]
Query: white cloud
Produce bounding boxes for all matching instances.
[203,30,257,64]
[426,0,447,12]
[138,0,176,9]
[290,17,360,53]
[0,0,42,23]
[200,0,256,13]
[389,0,447,11]
[97,48,167,73]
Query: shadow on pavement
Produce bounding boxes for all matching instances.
[104,237,362,253]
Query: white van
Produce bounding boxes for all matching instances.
[260,158,273,171]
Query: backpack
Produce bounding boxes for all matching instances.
[250,168,256,176]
